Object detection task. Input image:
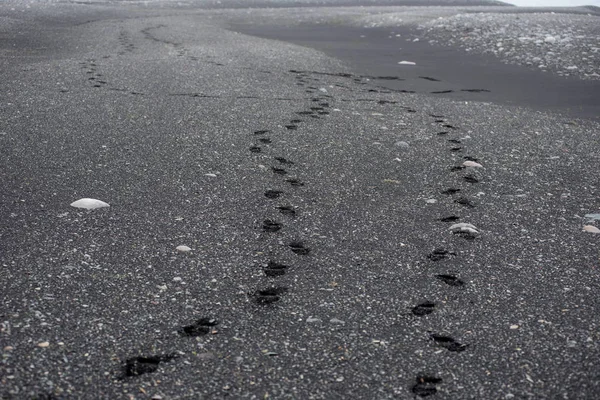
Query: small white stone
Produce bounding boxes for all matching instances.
[398,61,416,65]
[583,225,600,234]
[449,223,479,235]
[176,245,192,253]
[205,173,217,178]
[306,316,322,323]
[395,141,409,148]
[463,161,483,168]
[173,277,182,282]
[425,199,437,204]
[330,318,345,325]
[70,198,110,210]
[37,341,50,348]
[510,325,519,330]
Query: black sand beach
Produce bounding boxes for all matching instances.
[1,1,599,399]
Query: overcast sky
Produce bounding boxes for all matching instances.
[509,0,600,6]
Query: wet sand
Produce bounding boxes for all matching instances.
[233,22,600,121]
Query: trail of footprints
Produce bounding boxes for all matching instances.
[110,67,486,396]
[115,70,331,381]
[248,70,335,304]
[79,59,108,89]
[409,112,486,397]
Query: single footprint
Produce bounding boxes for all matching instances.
[259,138,272,144]
[427,248,455,261]
[274,157,294,165]
[436,274,465,287]
[429,333,468,352]
[264,261,288,277]
[454,197,475,208]
[286,178,304,187]
[265,190,283,199]
[412,376,442,397]
[250,146,261,153]
[441,188,461,195]
[272,167,287,175]
[122,354,178,378]
[289,241,310,255]
[464,175,480,183]
[285,125,298,130]
[263,219,282,232]
[439,215,460,222]
[277,206,296,217]
[252,287,288,304]
[178,318,218,337]
[254,130,270,135]
[412,302,436,316]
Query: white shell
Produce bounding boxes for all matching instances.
[583,225,600,234]
[449,223,479,235]
[176,245,192,252]
[463,161,483,168]
[449,223,478,231]
[70,198,110,210]
[399,61,416,65]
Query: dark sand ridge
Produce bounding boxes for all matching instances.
[232,22,600,121]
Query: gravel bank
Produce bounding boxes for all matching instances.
[420,11,600,80]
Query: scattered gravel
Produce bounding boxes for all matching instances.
[420,11,600,80]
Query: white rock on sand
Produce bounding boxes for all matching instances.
[70,198,110,210]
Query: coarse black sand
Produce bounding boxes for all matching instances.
[1,1,600,399]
